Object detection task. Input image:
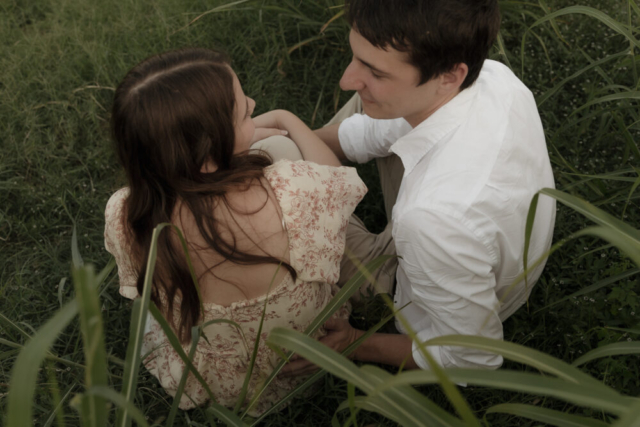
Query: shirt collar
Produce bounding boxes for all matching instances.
[389,82,478,177]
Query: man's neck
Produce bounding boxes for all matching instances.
[404,89,461,128]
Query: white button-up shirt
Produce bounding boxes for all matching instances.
[339,60,556,370]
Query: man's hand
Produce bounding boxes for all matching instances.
[250,127,288,145]
[280,318,364,376]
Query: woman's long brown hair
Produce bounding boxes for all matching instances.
[111,48,295,342]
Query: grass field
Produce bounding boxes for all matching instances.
[1,0,639,426]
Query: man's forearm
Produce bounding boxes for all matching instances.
[353,331,419,369]
[313,124,347,161]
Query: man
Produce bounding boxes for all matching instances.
[282,0,556,371]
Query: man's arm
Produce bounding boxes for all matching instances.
[281,318,418,376]
[313,124,347,161]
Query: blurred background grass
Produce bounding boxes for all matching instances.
[1,0,639,425]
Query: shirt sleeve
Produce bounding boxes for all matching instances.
[338,114,412,164]
[394,207,504,370]
[104,188,139,299]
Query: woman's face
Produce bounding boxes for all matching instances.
[230,69,256,154]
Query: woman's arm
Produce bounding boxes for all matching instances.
[252,110,341,167]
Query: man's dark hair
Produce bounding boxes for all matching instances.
[346,0,500,89]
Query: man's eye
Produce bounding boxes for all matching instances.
[371,71,382,79]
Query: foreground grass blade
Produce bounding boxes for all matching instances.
[528,6,640,48]
[166,326,202,426]
[572,91,640,116]
[535,268,640,314]
[72,264,109,427]
[148,303,217,402]
[117,223,171,427]
[361,365,466,427]
[242,255,394,416]
[376,369,633,416]
[486,403,609,427]
[423,335,609,389]
[572,341,640,367]
[207,401,249,427]
[266,327,464,427]
[6,300,78,427]
[250,307,400,425]
[84,386,149,427]
[613,399,640,426]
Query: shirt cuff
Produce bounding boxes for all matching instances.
[338,114,367,163]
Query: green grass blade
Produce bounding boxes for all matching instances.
[207,401,249,427]
[571,91,640,116]
[166,326,202,426]
[572,341,640,367]
[242,255,394,416]
[495,31,513,70]
[423,335,607,389]
[613,399,640,426]
[43,384,76,427]
[6,300,78,427]
[116,223,172,427]
[266,327,464,427]
[528,6,640,48]
[376,369,633,416]
[84,386,149,427]
[486,403,609,427]
[249,307,399,425]
[72,264,109,427]
[71,225,84,267]
[148,303,218,402]
[523,193,540,291]
[540,188,640,242]
[575,226,640,267]
[534,268,640,314]
[360,365,466,427]
[536,50,628,107]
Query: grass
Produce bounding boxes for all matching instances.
[1,0,639,425]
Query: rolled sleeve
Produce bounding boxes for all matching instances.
[338,115,412,164]
[395,208,504,370]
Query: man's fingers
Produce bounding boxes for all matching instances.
[251,128,288,144]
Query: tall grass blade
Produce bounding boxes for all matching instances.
[423,335,607,388]
[528,6,640,48]
[575,226,640,267]
[6,300,78,427]
[535,268,640,313]
[375,369,633,416]
[536,50,628,107]
[116,223,171,427]
[540,188,640,241]
[613,399,640,426]
[572,341,640,366]
[43,384,76,427]
[72,225,84,267]
[250,306,400,425]
[207,402,249,427]
[523,193,540,291]
[166,326,202,426]
[148,303,218,402]
[266,327,465,427]
[84,386,149,427]
[572,91,640,116]
[486,403,609,427]
[72,264,109,427]
[242,255,395,416]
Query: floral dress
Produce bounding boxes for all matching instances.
[104,160,367,415]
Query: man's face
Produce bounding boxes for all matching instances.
[340,29,444,127]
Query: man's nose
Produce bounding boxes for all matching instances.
[339,61,365,91]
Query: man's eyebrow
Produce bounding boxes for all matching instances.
[356,57,390,76]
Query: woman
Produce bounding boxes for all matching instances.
[104,48,366,414]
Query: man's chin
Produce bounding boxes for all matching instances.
[361,105,399,120]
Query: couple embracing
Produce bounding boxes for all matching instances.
[104,0,555,415]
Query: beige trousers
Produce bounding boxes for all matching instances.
[252,94,403,298]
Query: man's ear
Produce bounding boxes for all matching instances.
[439,63,469,93]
